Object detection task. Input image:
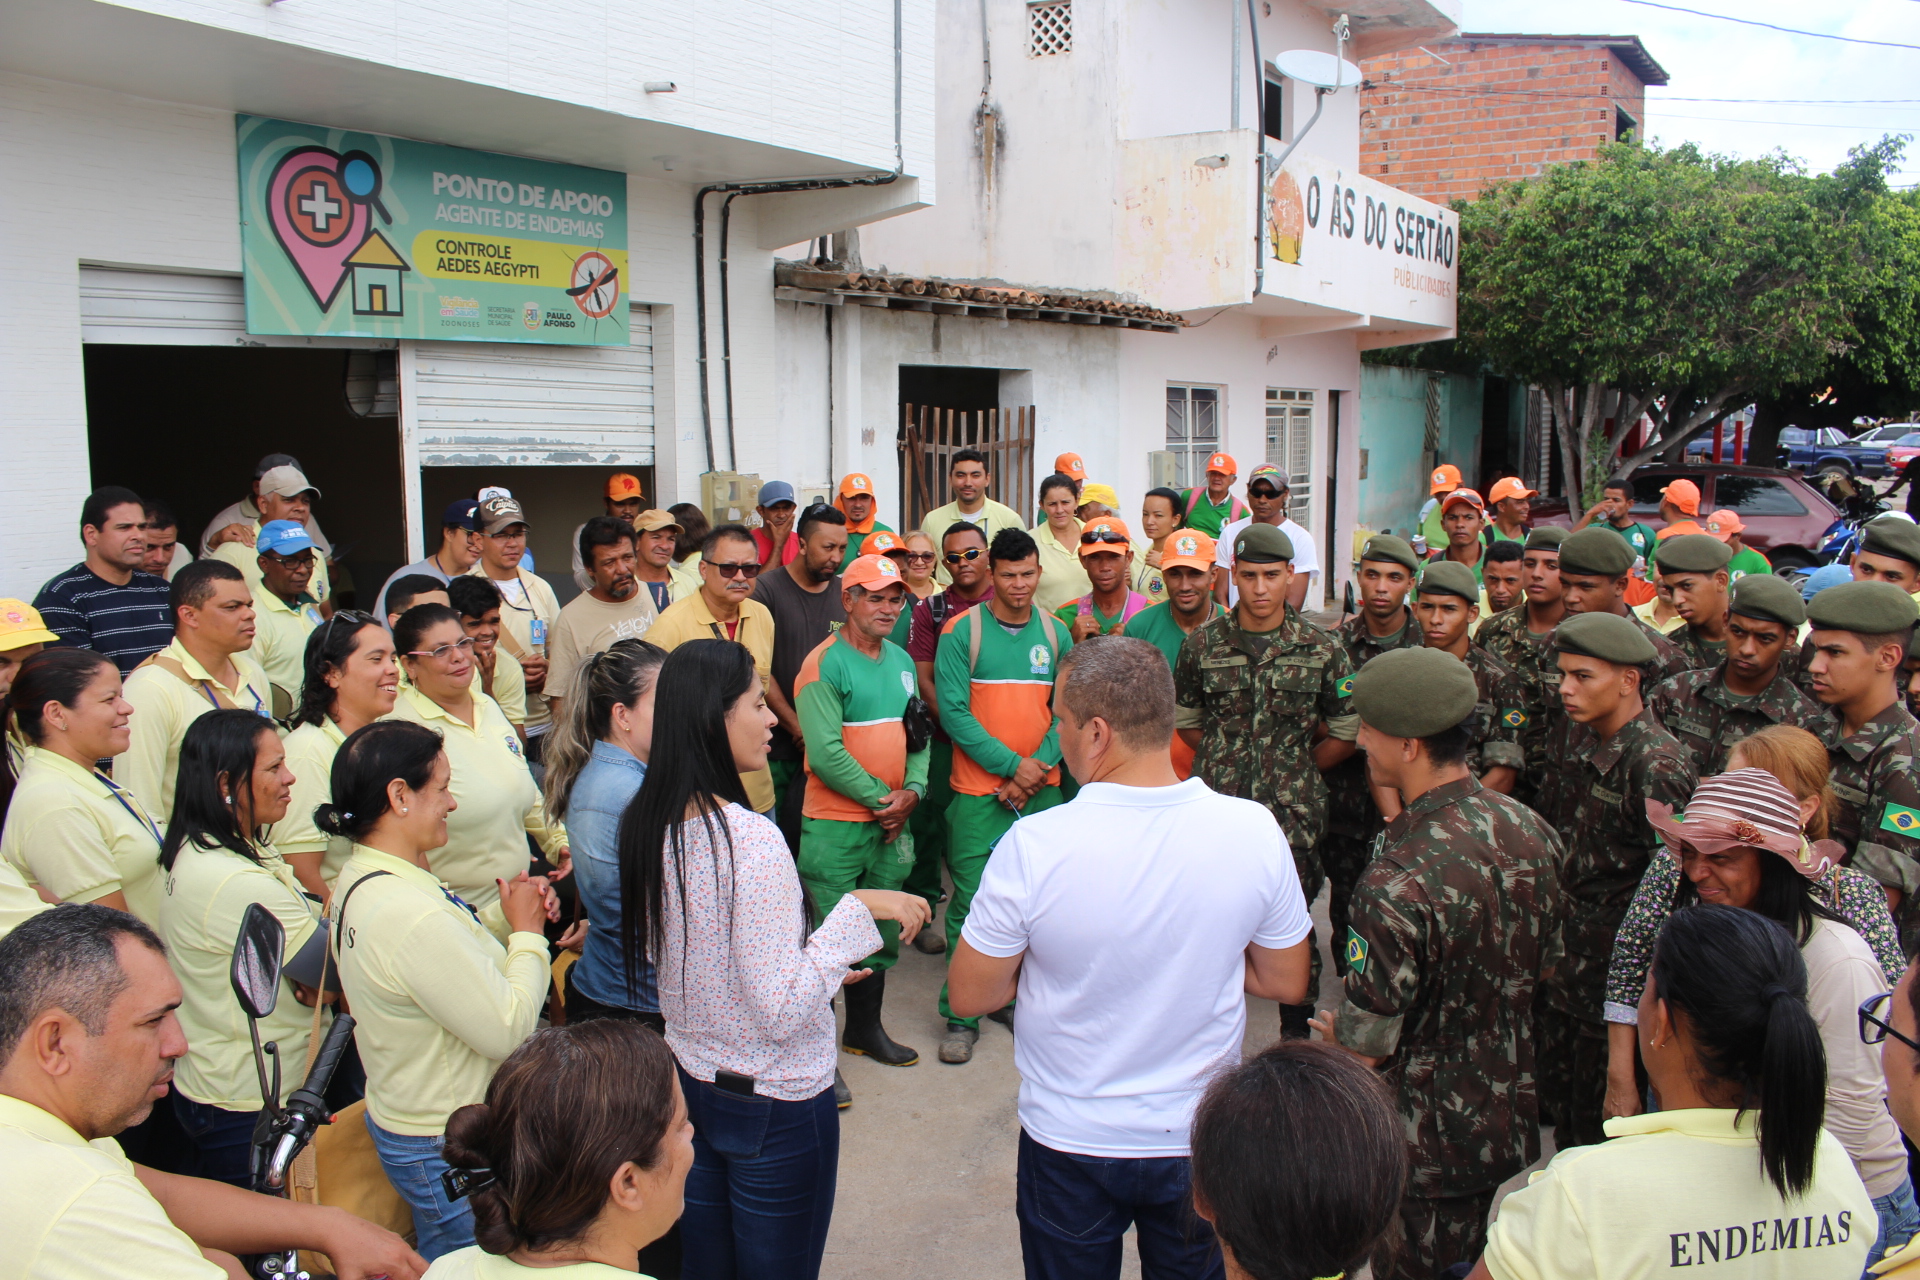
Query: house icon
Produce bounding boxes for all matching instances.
[346,229,409,317]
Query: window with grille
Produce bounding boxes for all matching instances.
[1029,1,1072,57]
[1166,385,1222,488]
[1267,388,1314,526]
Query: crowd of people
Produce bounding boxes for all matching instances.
[9,444,1920,1280]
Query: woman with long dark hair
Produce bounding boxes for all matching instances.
[616,638,928,1279]
[1472,905,1872,1279]
[542,638,668,1026]
[429,1020,692,1277]
[1,647,163,921]
[324,720,555,1260]
[156,707,326,1185]
[384,603,568,913]
[280,611,398,897]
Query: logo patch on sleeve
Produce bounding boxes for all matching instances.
[1883,804,1920,835]
[1502,708,1527,728]
[1345,928,1368,976]
[1335,674,1355,698]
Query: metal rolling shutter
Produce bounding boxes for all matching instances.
[78,268,389,349]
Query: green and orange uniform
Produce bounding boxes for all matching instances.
[1123,598,1226,779]
[794,632,930,973]
[933,605,1072,1027]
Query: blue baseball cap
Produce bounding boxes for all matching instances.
[757,480,797,507]
[442,499,480,531]
[1801,562,1852,602]
[256,520,314,556]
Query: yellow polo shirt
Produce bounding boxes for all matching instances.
[210,530,332,604]
[0,1094,223,1279]
[669,556,703,602]
[332,846,549,1135]
[425,1247,640,1279]
[278,718,351,886]
[480,647,527,727]
[1483,1109,1872,1280]
[248,585,322,715]
[0,856,50,940]
[647,591,777,813]
[464,566,560,731]
[120,640,274,823]
[159,839,325,1110]
[383,684,565,910]
[0,747,165,923]
[923,498,1024,584]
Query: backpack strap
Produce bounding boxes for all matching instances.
[331,869,394,957]
[137,652,241,711]
[968,609,982,675]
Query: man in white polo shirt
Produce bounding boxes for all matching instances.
[947,635,1312,1279]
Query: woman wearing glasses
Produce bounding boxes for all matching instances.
[1605,768,1915,1269]
[1029,472,1091,614]
[384,603,570,916]
[900,530,940,600]
[280,611,399,897]
[1862,961,1920,1277]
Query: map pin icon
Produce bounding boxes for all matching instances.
[266,146,372,312]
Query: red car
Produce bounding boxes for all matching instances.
[1886,433,1920,472]
[1528,463,1838,570]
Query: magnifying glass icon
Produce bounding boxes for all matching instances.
[338,150,391,223]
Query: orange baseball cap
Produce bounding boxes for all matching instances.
[838,473,875,499]
[861,530,907,557]
[1054,452,1087,482]
[1703,509,1745,541]
[1077,516,1134,558]
[843,553,907,592]
[606,473,644,500]
[1488,477,1537,505]
[1204,453,1238,477]
[1661,479,1702,516]
[1430,464,1463,495]
[1441,488,1486,513]
[0,599,59,650]
[1159,530,1217,573]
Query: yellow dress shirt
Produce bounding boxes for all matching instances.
[0,854,51,940]
[0,747,166,922]
[120,640,274,823]
[247,585,322,716]
[277,717,352,885]
[332,846,549,1135]
[646,592,778,812]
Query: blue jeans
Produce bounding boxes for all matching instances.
[171,1095,260,1188]
[365,1115,473,1261]
[1868,1177,1920,1272]
[678,1065,839,1280]
[1016,1130,1226,1280]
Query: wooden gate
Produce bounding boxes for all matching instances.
[899,404,1036,531]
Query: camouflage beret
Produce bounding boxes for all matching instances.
[1558,527,1635,577]
[1862,517,1920,569]
[1351,648,1479,738]
[1653,533,1734,575]
[1554,610,1657,665]
[1806,579,1920,635]
[1728,573,1806,629]
[1417,559,1480,602]
[1233,522,1294,564]
[1359,534,1419,573]
[1523,526,1568,553]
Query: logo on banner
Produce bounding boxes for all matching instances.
[266,146,410,315]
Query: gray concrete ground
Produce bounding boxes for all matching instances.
[823,878,1558,1280]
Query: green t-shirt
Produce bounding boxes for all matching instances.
[1726,546,1772,582]
[1488,524,1529,544]
[1053,595,1147,637]
[887,597,917,649]
[838,522,897,574]
[1602,520,1659,562]
[1178,490,1245,538]
[1122,600,1226,670]
[1426,547,1487,586]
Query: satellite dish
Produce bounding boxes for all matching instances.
[1272,49,1360,90]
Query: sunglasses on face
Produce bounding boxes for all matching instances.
[944,548,985,564]
[904,552,936,563]
[1249,485,1284,500]
[407,637,477,662]
[1860,992,1920,1053]
[709,560,762,579]
[1079,528,1128,547]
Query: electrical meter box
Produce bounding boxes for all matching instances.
[700,472,762,527]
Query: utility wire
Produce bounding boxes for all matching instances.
[1608,0,1920,51]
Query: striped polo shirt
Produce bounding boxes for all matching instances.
[32,564,173,674]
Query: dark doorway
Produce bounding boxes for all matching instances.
[83,345,405,610]
[898,365,1001,414]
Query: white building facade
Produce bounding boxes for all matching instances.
[771,0,1459,603]
[0,0,936,599]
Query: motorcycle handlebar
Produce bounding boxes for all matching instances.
[298,1013,355,1102]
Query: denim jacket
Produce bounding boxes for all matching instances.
[567,741,656,1011]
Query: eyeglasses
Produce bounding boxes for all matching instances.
[904,552,937,563]
[709,561,762,579]
[261,549,315,567]
[1248,485,1284,499]
[1859,992,1920,1053]
[944,548,985,564]
[406,636,477,662]
[1079,528,1128,547]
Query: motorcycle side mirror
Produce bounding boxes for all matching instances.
[231,902,286,1021]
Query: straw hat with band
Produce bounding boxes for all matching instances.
[1645,767,1839,880]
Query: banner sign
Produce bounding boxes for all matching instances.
[237,115,629,345]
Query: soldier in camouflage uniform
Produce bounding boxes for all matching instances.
[1652,533,1735,671]
[1804,580,1920,954]
[1647,572,1830,777]
[1176,522,1357,1035]
[1473,526,1567,810]
[1314,647,1563,1280]
[1320,534,1423,974]
[1413,560,1527,790]
[1793,518,1920,693]
[1537,611,1697,1148]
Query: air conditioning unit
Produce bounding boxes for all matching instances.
[1147,450,1180,489]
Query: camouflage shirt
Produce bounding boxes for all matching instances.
[1323,610,1423,839]
[1174,607,1358,852]
[1646,662,1833,779]
[1629,612,1699,684]
[1333,776,1564,1197]
[1542,709,1697,1023]
[1827,702,1920,954]
[1472,605,1562,785]
[1461,644,1527,776]
[1667,620,1729,674]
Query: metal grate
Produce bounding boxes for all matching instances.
[899,405,1037,530]
[1028,1,1072,56]
[1166,385,1222,489]
[1267,388,1314,527]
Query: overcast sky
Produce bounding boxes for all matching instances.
[1461,0,1920,186]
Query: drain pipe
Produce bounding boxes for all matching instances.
[1247,0,1265,299]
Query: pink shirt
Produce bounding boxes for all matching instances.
[657,804,880,1100]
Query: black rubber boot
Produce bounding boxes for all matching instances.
[840,972,920,1066]
[1278,1002,1315,1041]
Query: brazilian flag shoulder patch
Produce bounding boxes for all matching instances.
[1345,928,1368,976]
[1336,674,1356,698]
[1502,708,1527,729]
[1883,804,1920,836]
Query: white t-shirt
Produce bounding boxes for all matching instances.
[962,778,1312,1158]
[1215,517,1321,606]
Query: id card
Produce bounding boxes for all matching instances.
[530,618,547,648]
